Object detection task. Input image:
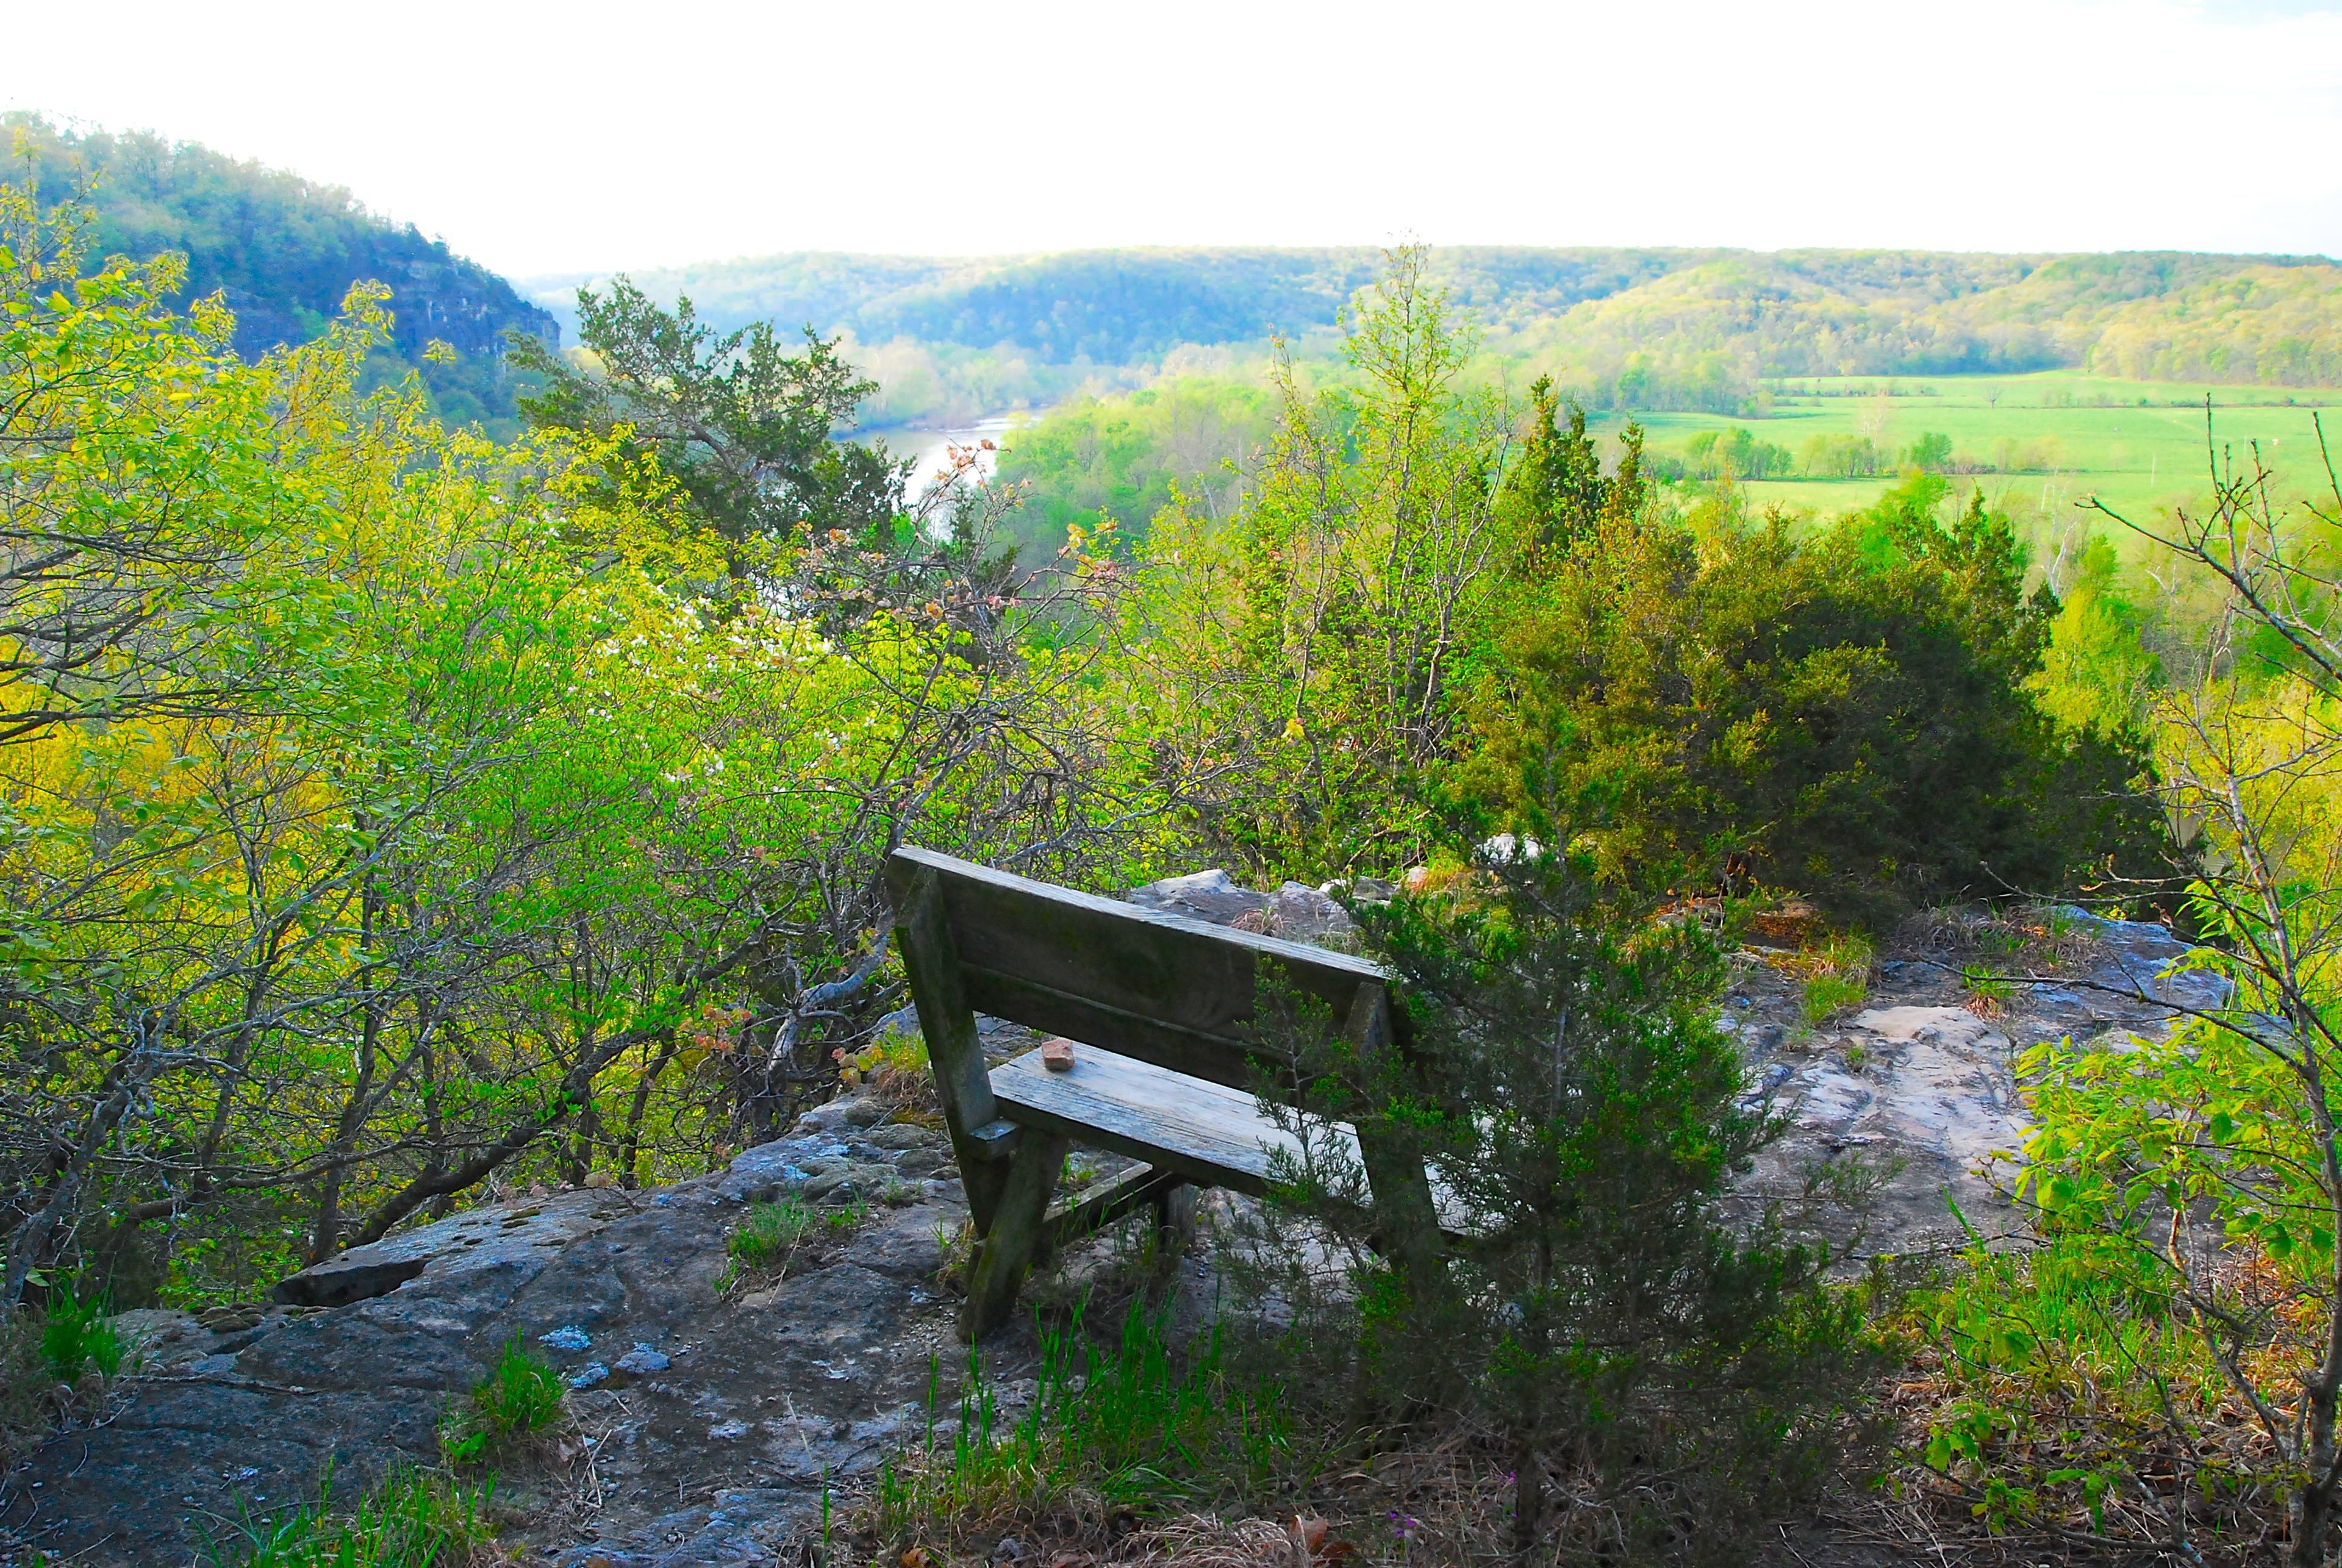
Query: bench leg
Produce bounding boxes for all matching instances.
[1358,1128,1445,1300]
[1150,1181,1197,1258]
[959,1130,1067,1342]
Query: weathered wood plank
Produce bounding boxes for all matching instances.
[957,966,1266,1090]
[892,865,1014,1232]
[960,1128,1067,1342]
[1152,1181,1199,1251]
[884,849,1398,1089]
[995,1043,1473,1236]
[989,1044,1353,1197]
[887,845,1459,1339]
[1042,1161,1181,1253]
[1345,984,1446,1286]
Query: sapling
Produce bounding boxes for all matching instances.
[1230,845,1877,1565]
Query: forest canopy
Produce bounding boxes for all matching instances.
[4,112,556,429]
[551,243,2342,426]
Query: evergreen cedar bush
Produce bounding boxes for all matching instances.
[1227,851,1886,1564]
[1469,404,2169,921]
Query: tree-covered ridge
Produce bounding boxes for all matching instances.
[546,243,2342,422]
[5,113,556,428]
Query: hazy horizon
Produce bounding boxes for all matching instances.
[514,238,2342,297]
[5,0,2338,279]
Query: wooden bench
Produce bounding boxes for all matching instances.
[885,846,1443,1341]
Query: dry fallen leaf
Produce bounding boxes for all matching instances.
[900,1549,933,1568]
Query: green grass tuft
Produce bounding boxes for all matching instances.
[721,1196,870,1292]
[1798,933,1874,1026]
[197,1461,489,1568]
[440,1333,562,1464]
[729,1196,816,1271]
[40,1291,121,1383]
[1962,962,2016,1014]
[865,1295,1304,1550]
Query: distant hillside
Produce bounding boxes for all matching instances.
[531,245,2342,424]
[6,114,555,429]
[526,247,1705,361]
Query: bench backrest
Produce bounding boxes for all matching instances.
[884,846,1397,1099]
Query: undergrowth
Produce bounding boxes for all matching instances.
[726,1197,817,1277]
[196,1461,491,1568]
[849,1297,1315,1561]
[41,1290,122,1383]
[1796,931,1875,1026]
[1891,1231,2292,1552]
[722,1197,870,1294]
[837,1029,937,1112]
[1900,902,2100,1001]
[0,1286,131,1469]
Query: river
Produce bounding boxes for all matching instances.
[880,413,1023,501]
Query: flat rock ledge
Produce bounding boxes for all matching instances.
[0,892,2218,1566]
[4,1092,994,1567]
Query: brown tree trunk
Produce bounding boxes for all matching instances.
[618,1041,679,1189]
[1511,1436,1543,1567]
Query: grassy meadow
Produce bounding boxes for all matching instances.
[1621,370,2342,534]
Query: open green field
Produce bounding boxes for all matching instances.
[1616,370,2342,535]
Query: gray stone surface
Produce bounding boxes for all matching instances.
[1736,909,2230,1258]
[1267,881,1356,944]
[1128,868,1359,944]
[1126,868,1272,927]
[2,1108,1022,1567]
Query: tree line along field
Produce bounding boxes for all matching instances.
[987,367,2342,572]
[1627,370,2342,526]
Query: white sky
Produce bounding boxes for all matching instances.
[4,0,2338,280]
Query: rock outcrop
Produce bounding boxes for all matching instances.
[1735,910,2227,1253]
[6,1104,992,1566]
[1126,870,1355,944]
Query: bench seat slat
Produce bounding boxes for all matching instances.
[989,1045,1356,1198]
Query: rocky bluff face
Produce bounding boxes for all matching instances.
[2,878,2213,1565]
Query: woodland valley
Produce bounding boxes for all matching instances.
[11,109,2342,1567]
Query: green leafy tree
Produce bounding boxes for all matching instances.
[1497,376,1640,559]
[994,380,1275,556]
[2007,427,2342,1564]
[2031,532,2162,739]
[1127,246,1519,877]
[5,110,554,429]
[510,279,905,581]
[0,187,1175,1309]
[0,188,303,743]
[1905,431,1955,471]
